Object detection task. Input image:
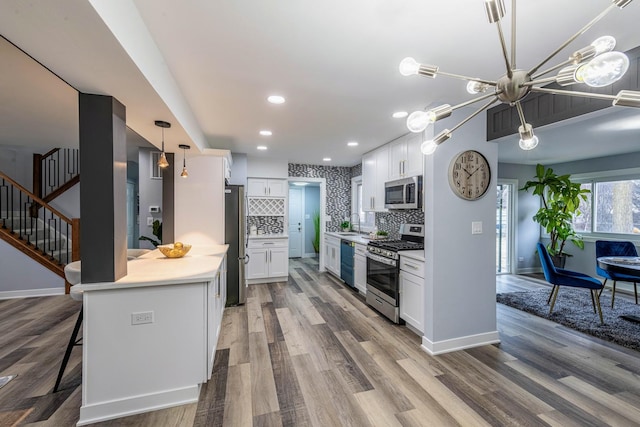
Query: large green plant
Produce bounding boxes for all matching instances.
[312,211,320,253]
[520,164,590,257]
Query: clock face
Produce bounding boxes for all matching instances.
[448,150,491,200]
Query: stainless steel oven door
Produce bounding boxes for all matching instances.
[366,252,399,305]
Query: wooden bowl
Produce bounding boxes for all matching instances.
[157,242,192,258]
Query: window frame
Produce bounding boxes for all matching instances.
[351,176,375,233]
[569,167,640,242]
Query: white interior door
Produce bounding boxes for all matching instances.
[288,187,303,258]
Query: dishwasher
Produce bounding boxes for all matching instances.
[340,240,355,288]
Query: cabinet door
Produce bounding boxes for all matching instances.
[354,253,367,294]
[247,178,268,196]
[247,248,269,279]
[267,179,287,197]
[268,247,289,277]
[403,133,423,178]
[362,151,377,212]
[399,270,424,332]
[374,146,389,211]
[388,137,407,180]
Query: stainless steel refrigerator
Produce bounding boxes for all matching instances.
[225,185,247,306]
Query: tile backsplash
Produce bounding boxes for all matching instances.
[247,216,284,235]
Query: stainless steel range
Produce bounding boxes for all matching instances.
[366,224,424,323]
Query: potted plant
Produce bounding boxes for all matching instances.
[139,219,162,247]
[340,220,351,232]
[520,164,590,267]
[312,211,320,253]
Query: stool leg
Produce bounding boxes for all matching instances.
[611,281,617,308]
[53,307,83,393]
[635,282,638,305]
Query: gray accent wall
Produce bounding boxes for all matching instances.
[288,163,352,232]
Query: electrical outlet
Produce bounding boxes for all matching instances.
[147,217,153,226]
[131,311,154,325]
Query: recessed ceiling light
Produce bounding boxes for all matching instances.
[257,146,268,150]
[392,111,408,118]
[259,130,272,136]
[267,95,285,104]
[323,157,331,162]
[347,141,358,147]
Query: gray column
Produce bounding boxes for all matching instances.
[162,153,175,244]
[79,93,127,283]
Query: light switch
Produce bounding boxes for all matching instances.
[472,221,483,234]
[147,217,154,226]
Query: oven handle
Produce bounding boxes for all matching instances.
[366,252,397,267]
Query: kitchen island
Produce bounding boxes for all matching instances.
[73,245,228,426]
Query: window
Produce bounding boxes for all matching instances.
[572,175,640,236]
[150,152,162,179]
[352,176,375,232]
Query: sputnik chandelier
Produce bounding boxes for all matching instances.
[399,0,640,155]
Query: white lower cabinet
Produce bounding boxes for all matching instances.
[324,234,341,276]
[399,256,424,333]
[354,243,367,294]
[247,237,289,283]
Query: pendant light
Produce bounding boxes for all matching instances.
[179,144,190,178]
[154,120,171,168]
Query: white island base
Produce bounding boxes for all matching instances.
[74,245,228,426]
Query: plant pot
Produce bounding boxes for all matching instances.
[551,254,567,269]
[342,227,350,232]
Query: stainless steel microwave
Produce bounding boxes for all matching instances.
[384,176,422,209]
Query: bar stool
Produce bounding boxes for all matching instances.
[53,261,82,393]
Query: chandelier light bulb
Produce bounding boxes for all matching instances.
[591,36,616,55]
[518,124,539,151]
[466,81,488,94]
[420,140,438,155]
[519,135,539,151]
[578,51,629,87]
[399,57,420,76]
[406,111,430,133]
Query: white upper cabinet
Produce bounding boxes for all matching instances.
[362,145,389,212]
[247,178,287,197]
[388,133,423,180]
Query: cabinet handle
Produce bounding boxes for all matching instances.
[404,263,419,270]
[399,162,402,176]
[270,251,272,262]
[265,252,268,263]
[402,160,405,175]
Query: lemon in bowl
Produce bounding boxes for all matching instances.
[157,242,192,258]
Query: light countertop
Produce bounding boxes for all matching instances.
[74,244,229,292]
[325,231,371,246]
[248,233,288,240]
[400,250,425,262]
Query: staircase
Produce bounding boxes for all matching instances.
[0,148,80,292]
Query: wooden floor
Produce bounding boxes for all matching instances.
[2,259,640,426]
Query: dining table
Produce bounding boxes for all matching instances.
[596,256,640,323]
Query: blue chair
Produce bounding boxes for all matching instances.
[595,240,639,308]
[537,243,604,324]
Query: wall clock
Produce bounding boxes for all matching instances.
[448,150,491,200]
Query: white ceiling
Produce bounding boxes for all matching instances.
[1,0,640,167]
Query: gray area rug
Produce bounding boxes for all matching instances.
[497,288,640,352]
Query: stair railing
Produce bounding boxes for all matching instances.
[33,148,80,203]
[0,170,78,268]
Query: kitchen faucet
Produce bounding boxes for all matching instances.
[350,212,361,235]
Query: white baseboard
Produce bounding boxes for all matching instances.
[77,385,200,426]
[303,252,318,258]
[421,331,500,356]
[0,287,65,300]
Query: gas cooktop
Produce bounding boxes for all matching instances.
[367,239,424,252]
